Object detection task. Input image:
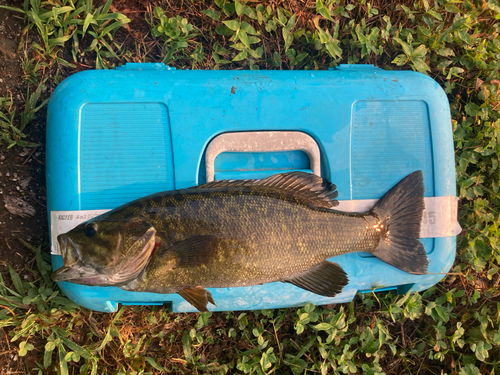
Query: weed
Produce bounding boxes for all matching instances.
[148,7,199,65]
[0,83,46,149]
[1,0,130,72]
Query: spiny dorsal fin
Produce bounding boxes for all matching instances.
[192,172,339,209]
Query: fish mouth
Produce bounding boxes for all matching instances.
[51,264,109,285]
[51,229,157,286]
[52,235,108,284]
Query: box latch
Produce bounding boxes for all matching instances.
[115,63,176,70]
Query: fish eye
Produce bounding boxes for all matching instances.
[84,222,98,237]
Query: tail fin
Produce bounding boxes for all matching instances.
[370,171,428,274]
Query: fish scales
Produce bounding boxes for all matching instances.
[117,187,380,292]
[52,171,429,312]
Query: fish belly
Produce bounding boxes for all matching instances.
[138,193,379,291]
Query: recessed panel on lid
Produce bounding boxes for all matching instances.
[80,103,174,209]
[351,100,434,199]
[351,100,435,255]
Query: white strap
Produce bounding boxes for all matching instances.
[50,196,460,255]
[337,196,461,238]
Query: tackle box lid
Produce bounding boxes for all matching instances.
[46,63,458,312]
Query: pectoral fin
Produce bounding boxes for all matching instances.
[178,286,217,312]
[284,261,348,297]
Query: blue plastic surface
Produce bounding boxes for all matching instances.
[46,63,456,312]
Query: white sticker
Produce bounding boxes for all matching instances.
[50,210,109,255]
[50,196,461,255]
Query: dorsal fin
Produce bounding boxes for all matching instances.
[191,172,339,209]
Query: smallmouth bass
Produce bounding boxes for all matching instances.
[52,171,428,311]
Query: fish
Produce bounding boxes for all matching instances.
[52,171,428,312]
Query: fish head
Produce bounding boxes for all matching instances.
[52,215,157,286]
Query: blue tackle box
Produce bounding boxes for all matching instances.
[46,63,459,313]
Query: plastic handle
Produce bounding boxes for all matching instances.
[205,131,321,182]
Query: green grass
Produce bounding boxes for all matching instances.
[0,83,46,149]
[0,0,499,374]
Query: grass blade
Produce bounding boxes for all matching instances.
[0,5,25,13]
[83,13,94,36]
[52,327,92,360]
[8,265,25,297]
[58,344,69,375]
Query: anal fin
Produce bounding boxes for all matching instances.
[284,261,348,297]
[178,286,217,312]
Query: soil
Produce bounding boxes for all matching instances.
[0,0,48,269]
[0,2,48,373]
[0,0,215,275]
